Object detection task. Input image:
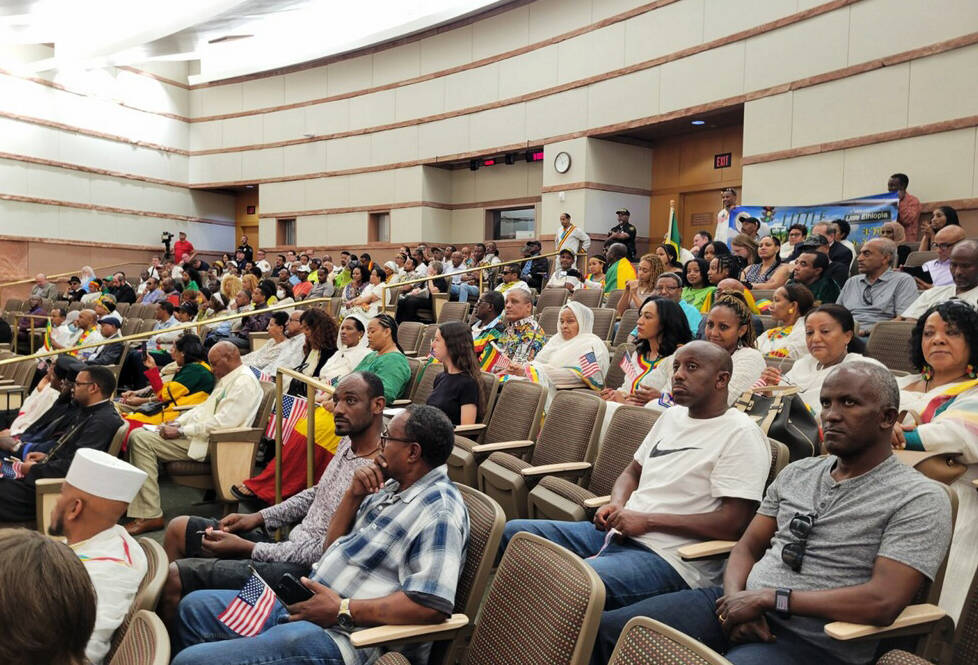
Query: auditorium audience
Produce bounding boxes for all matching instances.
[529,302,610,393]
[239,310,291,374]
[84,317,124,367]
[505,340,769,611]
[0,354,75,440]
[652,272,701,335]
[16,295,46,348]
[702,293,766,405]
[470,290,505,339]
[781,223,807,260]
[395,261,447,323]
[316,314,371,386]
[681,258,714,310]
[617,253,662,314]
[799,234,849,286]
[838,238,918,335]
[892,300,978,622]
[730,233,759,267]
[545,248,585,291]
[427,321,485,425]
[879,220,912,266]
[900,239,978,319]
[742,236,790,289]
[701,239,732,262]
[604,242,637,295]
[911,224,966,288]
[592,362,951,665]
[919,205,960,252]
[756,284,815,360]
[493,264,531,294]
[485,289,546,374]
[585,254,607,290]
[108,271,136,304]
[31,272,58,300]
[655,243,683,271]
[283,309,338,396]
[786,249,840,304]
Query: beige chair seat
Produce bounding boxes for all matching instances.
[485,450,531,474]
[536,475,596,506]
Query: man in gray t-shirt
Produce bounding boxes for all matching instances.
[590,363,952,665]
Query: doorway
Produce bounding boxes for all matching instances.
[679,190,721,244]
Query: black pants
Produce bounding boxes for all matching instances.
[0,476,38,522]
[395,295,433,323]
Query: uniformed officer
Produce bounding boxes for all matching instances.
[604,208,637,260]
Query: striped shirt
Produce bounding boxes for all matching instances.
[311,465,468,664]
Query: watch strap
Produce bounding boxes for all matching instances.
[775,588,792,618]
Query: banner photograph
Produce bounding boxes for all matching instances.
[727,192,899,245]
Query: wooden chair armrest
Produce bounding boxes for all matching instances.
[470,440,535,454]
[35,478,65,494]
[824,604,946,640]
[520,461,591,478]
[349,614,468,648]
[0,379,14,385]
[209,427,262,441]
[0,385,25,394]
[583,495,611,509]
[208,435,262,503]
[678,541,738,560]
[391,399,412,406]
[454,423,487,434]
[170,404,195,412]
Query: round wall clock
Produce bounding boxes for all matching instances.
[554,151,571,173]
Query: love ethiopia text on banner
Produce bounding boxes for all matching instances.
[726,192,899,245]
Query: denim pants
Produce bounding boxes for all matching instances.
[172,589,344,665]
[449,283,480,303]
[501,519,689,610]
[590,586,849,665]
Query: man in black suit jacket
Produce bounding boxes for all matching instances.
[109,272,137,304]
[85,318,125,368]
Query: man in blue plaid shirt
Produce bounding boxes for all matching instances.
[172,404,469,665]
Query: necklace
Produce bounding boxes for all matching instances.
[343,444,380,461]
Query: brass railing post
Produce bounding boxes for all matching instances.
[274,372,284,507]
[306,381,316,489]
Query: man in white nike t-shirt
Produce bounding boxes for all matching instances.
[501,340,770,610]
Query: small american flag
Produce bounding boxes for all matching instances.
[218,574,276,637]
[264,393,309,440]
[0,457,24,480]
[249,366,272,382]
[578,351,601,378]
[619,352,640,386]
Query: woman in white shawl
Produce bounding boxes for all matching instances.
[756,284,814,360]
[318,313,372,386]
[531,301,609,391]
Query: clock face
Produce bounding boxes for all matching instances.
[554,151,571,173]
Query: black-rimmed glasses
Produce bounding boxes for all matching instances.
[379,429,415,451]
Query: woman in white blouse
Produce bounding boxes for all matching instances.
[756,284,814,361]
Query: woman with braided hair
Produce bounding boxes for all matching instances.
[703,291,766,405]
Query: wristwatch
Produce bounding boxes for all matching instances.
[336,597,355,631]
[775,588,792,619]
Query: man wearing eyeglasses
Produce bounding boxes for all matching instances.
[171,404,468,665]
[912,224,966,288]
[592,362,951,665]
[900,240,978,321]
[837,238,918,335]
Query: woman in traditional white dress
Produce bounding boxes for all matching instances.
[339,266,384,318]
[530,302,610,392]
[318,313,372,386]
[756,284,815,360]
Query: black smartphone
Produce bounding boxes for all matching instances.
[272,573,314,605]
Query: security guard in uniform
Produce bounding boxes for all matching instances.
[604,208,637,260]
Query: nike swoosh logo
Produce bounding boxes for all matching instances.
[648,440,699,458]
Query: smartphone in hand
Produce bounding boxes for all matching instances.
[272,573,314,605]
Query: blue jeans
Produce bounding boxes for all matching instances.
[172,589,344,665]
[590,587,848,665]
[450,283,479,302]
[501,520,689,610]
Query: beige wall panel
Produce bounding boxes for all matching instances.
[395,77,445,122]
[473,162,537,201]
[372,42,421,87]
[89,176,155,212]
[592,0,652,21]
[526,159,543,193]
[0,157,29,192]
[325,134,371,171]
[541,189,588,236]
[420,25,473,75]
[349,88,396,132]
[842,128,977,202]
[444,63,500,110]
[557,22,625,85]
[703,0,800,42]
[791,63,909,148]
[261,179,307,213]
[391,207,423,242]
[586,190,650,236]
[743,92,793,156]
[472,5,529,60]
[420,114,470,159]
[396,166,425,202]
[586,139,652,190]
[467,104,527,153]
[586,66,660,130]
[528,0,591,44]
[0,117,58,161]
[305,98,350,135]
[262,107,307,145]
[848,0,978,65]
[305,174,350,209]
[348,170,396,207]
[421,165,452,203]
[908,44,978,127]
[188,152,236,184]
[542,138,589,188]
[258,218,275,248]
[283,141,327,175]
[450,208,486,242]
[190,120,222,151]
[422,206,454,242]
[26,162,91,203]
[326,54,373,96]
[371,125,419,166]
[242,75,285,110]
[498,46,558,99]
[2,200,61,239]
[624,0,705,67]
[743,10,849,92]
[659,41,744,113]
[197,84,243,116]
[742,151,845,204]
[241,147,284,182]
[321,212,369,245]
[283,68,329,106]
[451,169,477,204]
[221,114,264,149]
[525,88,588,142]
[116,68,189,117]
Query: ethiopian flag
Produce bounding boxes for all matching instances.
[604,257,637,294]
[665,205,681,257]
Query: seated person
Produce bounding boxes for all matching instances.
[700,293,767,406]
[1,353,73,439]
[787,249,840,305]
[152,302,199,366]
[159,372,385,625]
[54,449,149,665]
[317,314,371,385]
[652,272,701,336]
[239,311,292,375]
[427,321,486,426]
[0,529,97,665]
[900,239,978,320]
[224,282,275,351]
[681,258,714,311]
[120,333,216,430]
[169,405,468,665]
[603,242,637,295]
[84,317,125,367]
[838,238,918,335]
[616,253,661,316]
[395,262,448,323]
[481,289,547,376]
[545,249,585,292]
[893,300,978,622]
[758,304,877,416]
[93,295,122,325]
[756,284,815,360]
[528,302,609,392]
[469,291,505,348]
[592,363,952,665]
[125,342,263,535]
[503,341,769,611]
[493,265,531,294]
[0,366,123,522]
[16,295,46,347]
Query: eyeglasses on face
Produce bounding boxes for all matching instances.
[379,429,415,451]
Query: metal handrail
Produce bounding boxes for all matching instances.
[272,367,335,505]
[0,262,131,288]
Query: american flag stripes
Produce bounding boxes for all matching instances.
[249,366,272,382]
[619,352,640,387]
[578,351,601,378]
[264,393,309,440]
[218,574,277,637]
[0,457,24,479]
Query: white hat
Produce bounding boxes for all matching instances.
[65,449,147,503]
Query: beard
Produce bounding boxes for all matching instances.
[47,515,64,537]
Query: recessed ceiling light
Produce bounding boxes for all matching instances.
[691,120,706,125]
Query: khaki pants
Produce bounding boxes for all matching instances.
[127,427,193,519]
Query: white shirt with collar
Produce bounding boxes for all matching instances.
[901,284,978,320]
[177,363,263,460]
[87,331,122,362]
[443,261,467,284]
[471,313,503,338]
[149,315,179,350]
[555,224,591,255]
[256,259,272,274]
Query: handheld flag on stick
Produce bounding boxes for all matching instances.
[218,573,277,637]
[665,200,681,257]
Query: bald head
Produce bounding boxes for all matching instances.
[934,224,966,262]
[670,340,733,413]
[606,243,628,263]
[77,309,97,330]
[716,278,744,293]
[950,239,978,291]
[207,341,242,379]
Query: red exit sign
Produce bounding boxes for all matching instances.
[714,152,732,169]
